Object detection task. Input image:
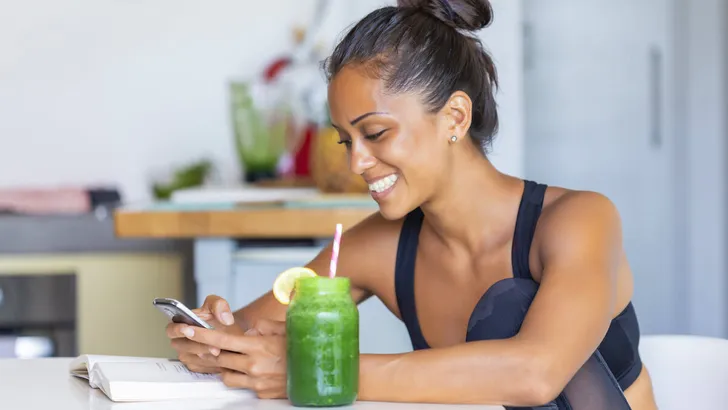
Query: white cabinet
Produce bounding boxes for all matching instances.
[232,246,412,354]
[523,0,683,335]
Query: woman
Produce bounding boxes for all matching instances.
[167,1,658,408]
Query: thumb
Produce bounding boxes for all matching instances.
[202,295,235,326]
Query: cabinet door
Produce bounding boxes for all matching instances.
[523,0,682,334]
[232,247,412,354]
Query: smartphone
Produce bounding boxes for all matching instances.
[153,297,214,329]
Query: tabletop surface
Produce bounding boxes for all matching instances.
[0,358,503,410]
[113,193,378,239]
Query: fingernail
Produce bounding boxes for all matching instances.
[182,327,194,338]
[221,312,234,326]
[197,353,204,358]
[210,347,220,356]
[245,328,259,336]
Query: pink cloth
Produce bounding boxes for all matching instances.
[0,187,91,215]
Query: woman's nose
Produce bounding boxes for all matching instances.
[349,139,377,176]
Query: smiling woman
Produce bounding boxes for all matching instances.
[323,0,498,219]
[165,1,659,409]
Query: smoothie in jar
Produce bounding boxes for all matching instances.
[286,276,359,407]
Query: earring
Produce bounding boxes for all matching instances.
[450,135,458,143]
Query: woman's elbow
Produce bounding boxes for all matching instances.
[516,358,567,406]
[520,377,562,406]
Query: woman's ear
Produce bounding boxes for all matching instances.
[442,91,473,143]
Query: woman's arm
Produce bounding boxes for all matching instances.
[231,212,397,330]
[358,192,623,406]
[170,211,401,377]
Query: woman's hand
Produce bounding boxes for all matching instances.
[180,318,288,399]
[165,295,241,373]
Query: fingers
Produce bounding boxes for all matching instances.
[166,321,219,356]
[220,370,255,389]
[214,351,253,374]
[201,295,235,326]
[191,308,212,321]
[166,322,191,339]
[170,337,220,356]
[178,353,222,374]
[181,325,260,353]
[220,370,286,399]
[168,322,221,356]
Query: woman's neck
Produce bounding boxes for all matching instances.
[419,151,524,255]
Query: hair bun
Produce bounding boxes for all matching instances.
[398,0,493,32]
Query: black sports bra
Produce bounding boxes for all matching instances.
[394,180,642,409]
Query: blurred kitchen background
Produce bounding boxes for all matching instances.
[0,0,725,360]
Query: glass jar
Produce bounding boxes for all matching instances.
[229,80,290,183]
[286,276,359,407]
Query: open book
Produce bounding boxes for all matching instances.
[69,355,254,403]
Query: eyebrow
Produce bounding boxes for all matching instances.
[331,111,389,129]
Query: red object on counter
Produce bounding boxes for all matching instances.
[293,123,316,176]
[263,57,292,83]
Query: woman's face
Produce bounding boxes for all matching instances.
[327,66,455,220]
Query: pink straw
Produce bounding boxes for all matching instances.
[329,223,343,278]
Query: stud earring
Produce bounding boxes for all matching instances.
[450,135,458,143]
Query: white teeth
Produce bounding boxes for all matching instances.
[369,174,398,193]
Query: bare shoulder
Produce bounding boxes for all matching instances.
[541,187,621,225]
[535,187,623,263]
[307,211,404,298]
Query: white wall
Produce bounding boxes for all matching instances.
[679,0,728,338]
[521,0,728,338]
[481,0,524,179]
[0,0,378,201]
[0,0,524,202]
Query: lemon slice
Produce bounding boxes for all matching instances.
[272,267,318,305]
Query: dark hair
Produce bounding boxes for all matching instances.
[323,0,499,154]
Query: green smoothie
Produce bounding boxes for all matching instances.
[286,276,359,407]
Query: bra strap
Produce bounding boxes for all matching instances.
[394,207,429,349]
[511,180,547,280]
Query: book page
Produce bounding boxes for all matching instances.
[94,361,222,384]
[70,355,174,383]
[92,361,251,402]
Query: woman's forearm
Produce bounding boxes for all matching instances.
[358,338,557,407]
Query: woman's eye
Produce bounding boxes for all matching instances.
[365,130,387,140]
[337,129,386,147]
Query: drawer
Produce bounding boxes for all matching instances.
[0,274,76,326]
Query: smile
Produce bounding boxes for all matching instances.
[368,174,398,194]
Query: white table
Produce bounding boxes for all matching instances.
[0,358,503,410]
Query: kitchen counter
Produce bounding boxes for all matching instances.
[113,193,377,239]
[0,358,504,410]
